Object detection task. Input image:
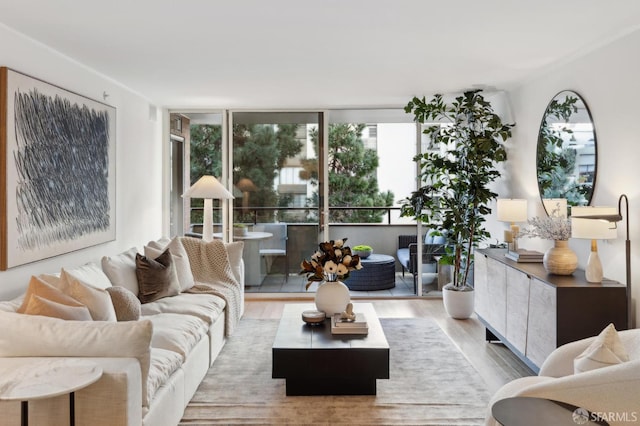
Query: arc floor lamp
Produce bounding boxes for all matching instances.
[572,194,632,329]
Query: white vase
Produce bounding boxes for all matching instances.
[543,240,577,275]
[315,281,351,316]
[442,284,474,319]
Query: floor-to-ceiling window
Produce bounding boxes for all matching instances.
[169,109,436,296]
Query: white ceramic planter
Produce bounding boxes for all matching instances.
[442,284,474,319]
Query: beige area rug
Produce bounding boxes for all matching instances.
[180,318,491,425]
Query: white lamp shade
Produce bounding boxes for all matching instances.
[543,198,568,218]
[182,175,234,199]
[497,199,527,222]
[571,206,618,239]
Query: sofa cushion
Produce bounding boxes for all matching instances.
[145,237,196,292]
[146,313,209,360]
[0,311,153,405]
[396,248,409,269]
[59,269,117,321]
[135,249,181,304]
[17,275,84,314]
[23,294,93,321]
[226,241,244,284]
[140,293,225,325]
[574,323,630,373]
[106,286,142,321]
[63,261,113,290]
[147,348,183,405]
[102,247,140,295]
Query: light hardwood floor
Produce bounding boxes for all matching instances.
[244,296,535,395]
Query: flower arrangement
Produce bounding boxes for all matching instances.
[300,238,363,290]
[520,215,571,241]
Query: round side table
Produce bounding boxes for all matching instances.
[0,359,102,426]
[492,396,609,426]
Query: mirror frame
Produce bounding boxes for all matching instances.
[536,90,597,215]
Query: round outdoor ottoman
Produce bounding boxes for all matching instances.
[344,253,396,291]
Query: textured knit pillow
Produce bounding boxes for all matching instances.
[135,248,180,304]
[574,323,630,373]
[106,286,141,321]
[24,294,93,321]
[59,269,117,321]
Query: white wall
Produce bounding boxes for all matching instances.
[491,28,640,327]
[0,24,163,300]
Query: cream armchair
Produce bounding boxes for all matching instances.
[485,328,640,426]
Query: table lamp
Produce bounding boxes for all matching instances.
[182,176,234,242]
[571,206,618,283]
[497,199,528,252]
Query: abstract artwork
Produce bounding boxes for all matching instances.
[1,68,116,270]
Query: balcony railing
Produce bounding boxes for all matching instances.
[189,206,406,225]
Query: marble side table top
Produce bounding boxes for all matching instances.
[0,359,102,401]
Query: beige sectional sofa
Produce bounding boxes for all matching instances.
[0,236,244,426]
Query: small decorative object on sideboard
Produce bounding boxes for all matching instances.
[352,245,373,259]
[504,249,543,263]
[300,238,363,316]
[520,214,576,275]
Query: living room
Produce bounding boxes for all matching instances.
[1,2,640,425]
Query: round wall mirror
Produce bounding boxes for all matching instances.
[536,90,596,215]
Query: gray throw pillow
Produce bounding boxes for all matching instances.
[135,248,180,304]
[106,286,141,321]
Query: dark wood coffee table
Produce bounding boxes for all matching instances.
[272,303,389,396]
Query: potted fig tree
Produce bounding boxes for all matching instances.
[400,90,514,319]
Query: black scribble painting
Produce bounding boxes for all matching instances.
[1,68,116,269]
[13,88,111,250]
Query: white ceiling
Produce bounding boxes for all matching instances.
[2,0,640,109]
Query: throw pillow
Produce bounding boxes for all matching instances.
[574,323,630,373]
[225,241,244,284]
[145,237,196,292]
[59,269,117,321]
[106,286,141,321]
[136,248,181,304]
[101,247,140,295]
[24,294,93,321]
[63,262,113,290]
[17,276,84,314]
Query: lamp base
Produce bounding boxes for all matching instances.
[585,250,603,283]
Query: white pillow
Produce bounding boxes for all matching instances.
[24,294,93,321]
[17,275,84,314]
[0,311,153,405]
[225,241,244,284]
[63,262,113,290]
[145,237,196,292]
[59,269,117,321]
[101,247,139,295]
[574,323,630,373]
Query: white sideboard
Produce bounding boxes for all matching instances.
[474,248,627,372]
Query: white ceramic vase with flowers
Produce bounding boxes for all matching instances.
[300,238,363,316]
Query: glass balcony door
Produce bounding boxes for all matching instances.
[228,111,323,287]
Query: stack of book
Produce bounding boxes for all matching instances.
[331,313,369,335]
[505,249,543,263]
